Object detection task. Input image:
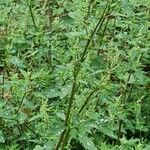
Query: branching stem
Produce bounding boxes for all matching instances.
[55,1,110,149]
[117,69,132,145]
[27,0,37,31]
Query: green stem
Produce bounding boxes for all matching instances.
[55,2,110,149]
[54,129,67,150]
[1,66,4,99]
[15,90,26,114]
[78,73,108,114]
[47,0,52,33]
[27,0,37,31]
[78,89,98,114]
[80,1,109,62]
[46,0,52,65]
[1,47,5,99]
[117,119,122,145]
[117,69,132,145]
[60,128,70,150]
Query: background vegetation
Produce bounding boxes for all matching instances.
[0,0,150,149]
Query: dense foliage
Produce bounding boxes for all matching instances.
[0,0,150,149]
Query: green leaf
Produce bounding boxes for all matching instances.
[79,134,97,150]
[43,141,55,150]
[0,100,6,109]
[59,85,71,99]
[29,114,41,122]
[17,112,28,124]
[33,145,43,150]
[100,143,110,150]
[56,111,65,121]
[120,137,139,146]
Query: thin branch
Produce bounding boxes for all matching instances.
[47,0,52,33]
[15,90,27,114]
[27,0,37,31]
[116,119,122,145]
[117,69,132,145]
[1,67,4,99]
[78,73,108,114]
[80,1,109,62]
[23,122,40,137]
[78,89,98,114]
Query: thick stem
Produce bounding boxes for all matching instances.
[55,2,110,149]
[60,128,70,150]
[54,129,67,150]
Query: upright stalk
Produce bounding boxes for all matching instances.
[27,0,37,31]
[55,2,110,149]
[117,69,132,145]
[47,0,52,33]
[2,67,4,99]
[46,0,52,65]
[1,49,5,99]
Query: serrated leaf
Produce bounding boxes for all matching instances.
[79,134,97,150]
[59,85,71,98]
[46,89,60,99]
[120,137,139,146]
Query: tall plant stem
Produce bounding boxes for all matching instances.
[80,1,109,62]
[78,73,108,114]
[1,66,4,99]
[27,0,37,31]
[1,49,5,99]
[45,0,52,65]
[55,2,110,149]
[47,0,52,33]
[117,70,132,145]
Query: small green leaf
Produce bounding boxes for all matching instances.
[120,137,139,146]
[100,143,110,150]
[43,141,55,150]
[33,145,43,150]
[56,111,65,121]
[79,134,97,150]
[17,112,28,124]
[29,114,41,122]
